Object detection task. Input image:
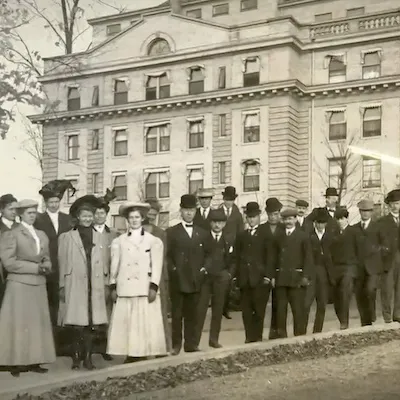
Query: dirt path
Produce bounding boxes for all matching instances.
[126,340,400,400]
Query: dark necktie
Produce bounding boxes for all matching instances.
[215,234,220,242]
[287,230,291,237]
[362,222,366,230]
[202,209,206,219]
[185,224,193,228]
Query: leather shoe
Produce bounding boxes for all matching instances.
[184,347,200,353]
[102,354,113,361]
[223,312,232,319]
[209,342,222,349]
[171,348,181,356]
[30,365,48,374]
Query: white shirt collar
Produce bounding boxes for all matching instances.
[21,221,34,231]
[315,228,325,238]
[201,207,210,217]
[390,212,399,219]
[47,210,59,216]
[94,224,105,233]
[212,231,222,239]
[361,219,371,228]
[249,225,259,231]
[1,217,13,229]
[286,227,296,234]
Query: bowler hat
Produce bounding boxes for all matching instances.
[313,207,329,223]
[222,186,238,200]
[334,207,349,219]
[295,199,309,208]
[118,202,151,218]
[180,194,197,209]
[70,195,102,218]
[385,189,400,204]
[265,197,282,213]
[197,188,213,198]
[357,199,374,211]
[324,187,338,197]
[281,208,297,218]
[244,202,261,217]
[0,194,17,209]
[209,209,227,222]
[15,199,38,209]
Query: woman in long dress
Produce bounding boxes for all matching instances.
[58,195,109,371]
[107,202,167,363]
[0,199,56,377]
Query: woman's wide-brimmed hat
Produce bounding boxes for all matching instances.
[69,195,101,218]
[119,202,150,218]
[39,180,76,201]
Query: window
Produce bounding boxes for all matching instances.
[145,171,170,199]
[188,168,204,194]
[67,87,80,111]
[218,66,226,89]
[328,56,346,83]
[148,39,171,56]
[243,58,260,87]
[67,179,78,204]
[112,174,127,201]
[346,7,365,17]
[213,3,229,16]
[241,0,257,11]
[106,23,121,36]
[328,157,346,190]
[145,74,170,100]
[243,112,260,143]
[114,79,128,105]
[67,135,79,160]
[218,114,226,136]
[91,129,99,150]
[243,160,260,192]
[362,107,381,137]
[188,67,205,95]
[158,211,170,229]
[186,8,202,18]
[112,215,126,233]
[362,157,381,188]
[113,129,128,156]
[92,173,99,194]
[218,161,226,184]
[328,111,346,140]
[315,13,332,22]
[91,85,99,107]
[362,52,381,79]
[145,125,170,153]
[188,120,204,149]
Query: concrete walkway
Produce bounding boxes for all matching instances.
[0,302,395,400]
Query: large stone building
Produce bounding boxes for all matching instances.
[30,0,400,228]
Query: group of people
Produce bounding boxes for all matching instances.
[0,180,399,377]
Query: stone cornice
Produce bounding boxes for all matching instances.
[29,75,400,124]
[278,0,339,7]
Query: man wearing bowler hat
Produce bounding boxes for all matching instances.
[275,208,313,338]
[259,197,284,340]
[304,208,334,333]
[307,188,340,234]
[353,199,384,327]
[195,209,235,348]
[220,186,244,319]
[193,188,214,231]
[233,202,275,343]
[295,199,313,234]
[166,194,211,354]
[378,189,400,323]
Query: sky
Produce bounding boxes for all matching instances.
[0,0,164,202]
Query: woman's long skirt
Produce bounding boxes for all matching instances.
[107,295,167,357]
[0,281,56,366]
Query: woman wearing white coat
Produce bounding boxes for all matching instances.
[107,202,167,363]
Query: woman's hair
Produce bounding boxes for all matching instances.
[124,206,146,220]
[77,204,95,217]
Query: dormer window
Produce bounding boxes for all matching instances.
[148,39,171,56]
[107,24,121,36]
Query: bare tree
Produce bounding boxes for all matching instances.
[19,112,43,172]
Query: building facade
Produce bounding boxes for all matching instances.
[30,0,400,228]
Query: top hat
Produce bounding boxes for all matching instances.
[197,188,214,198]
[209,208,227,222]
[244,202,261,217]
[385,189,400,204]
[265,197,282,213]
[69,195,102,218]
[313,207,329,223]
[281,208,297,218]
[39,180,76,201]
[180,194,197,209]
[222,186,238,200]
[295,199,309,208]
[357,199,374,211]
[324,187,338,197]
[0,194,17,209]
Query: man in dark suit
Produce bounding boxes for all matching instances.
[196,209,235,348]
[166,194,211,355]
[378,189,400,323]
[275,208,313,338]
[259,197,284,340]
[307,187,340,234]
[220,186,244,319]
[233,202,275,344]
[353,199,384,327]
[193,188,214,230]
[330,208,358,330]
[304,208,334,333]
[0,193,18,307]
[295,199,313,234]
[34,180,74,354]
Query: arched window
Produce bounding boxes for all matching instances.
[147,39,171,56]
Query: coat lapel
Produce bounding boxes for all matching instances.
[19,225,37,254]
[71,229,87,260]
